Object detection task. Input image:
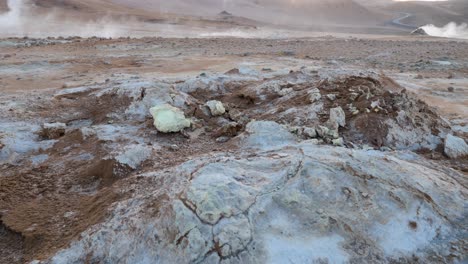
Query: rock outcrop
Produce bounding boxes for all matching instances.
[43,125,467,264]
[2,68,466,264]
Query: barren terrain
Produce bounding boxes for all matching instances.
[0,1,467,264]
[1,34,467,263]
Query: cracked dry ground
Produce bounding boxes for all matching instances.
[0,37,467,263]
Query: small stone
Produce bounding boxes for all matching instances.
[168,144,179,151]
[349,92,359,101]
[332,137,344,146]
[304,139,321,145]
[361,192,369,198]
[303,127,317,138]
[380,146,392,152]
[352,110,360,115]
[149,104,191,133]
[316,125,339,140]
[326,94,337,101]
[205,100,226,116]
[308,88,322,103]
[80,127,96,140]
[316,125,329,138]
[444,134,468,159]
[328,106,346,129]
[213,122,242,138]
[216,136,230,143]
[42,122,66,139]
[447,87,455,92]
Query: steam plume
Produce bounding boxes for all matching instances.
[0,0,24,35]
[0,0,126,38]
[421,22,468,40]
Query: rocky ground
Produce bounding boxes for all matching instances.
[0,36,467,263]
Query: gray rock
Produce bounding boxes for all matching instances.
[303,127,317,138]
[205,100,226,116]
[444,134,468,159]
[44,143,467,264]
[326,94,337,101]
[115,144,153,169]
[332,137,344,146]
[316,125,339,139]
[241,121,296,150]
[327,106,346,129]
[308,88,322,103]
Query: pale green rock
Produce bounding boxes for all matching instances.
[149,104,191,133]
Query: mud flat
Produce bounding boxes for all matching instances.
[0,36,467,263]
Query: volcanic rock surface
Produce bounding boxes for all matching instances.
[0,36,467,264]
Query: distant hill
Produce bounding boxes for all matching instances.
[385,1,468,27]
[107,0,385,26]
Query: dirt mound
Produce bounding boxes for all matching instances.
[186,72,448,151]
[317,76,447,149]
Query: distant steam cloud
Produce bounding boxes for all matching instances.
[0,0,24,34]
[421,22,468,40]
[0,0,126,38]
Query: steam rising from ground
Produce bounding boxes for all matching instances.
[0,0,126,38]
[421,22,468,39]
[0,0,22,30]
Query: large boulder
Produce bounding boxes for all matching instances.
[444,134,468,159]
[149,104,191,133]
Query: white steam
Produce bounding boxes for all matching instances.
[0,0,126,38]
[0,0,24,34]
[421,22,468,40]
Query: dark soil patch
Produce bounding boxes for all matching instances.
[0,219,24,264]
